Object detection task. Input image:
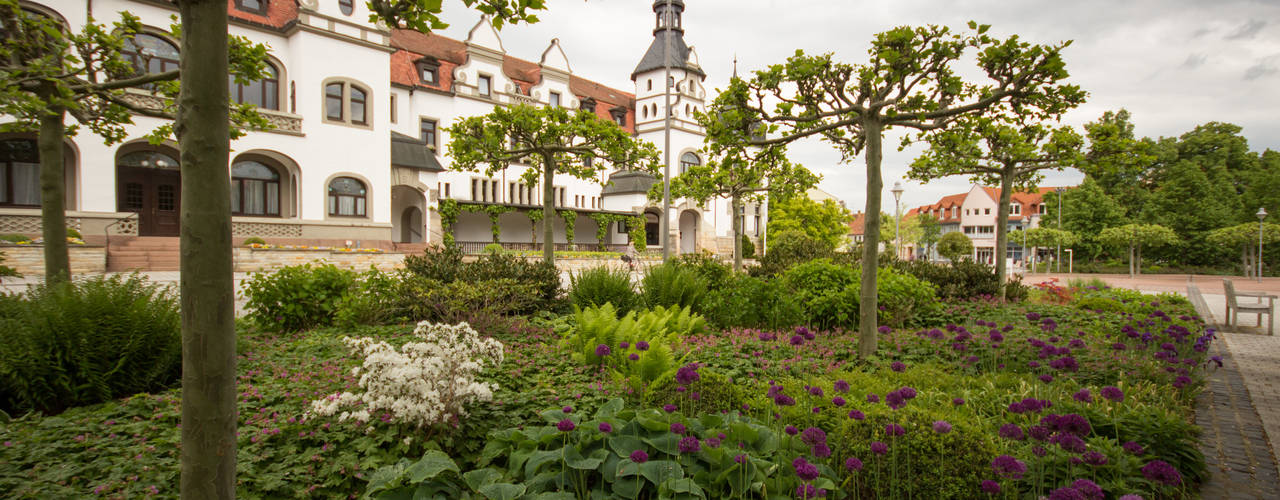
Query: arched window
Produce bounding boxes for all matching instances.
[122,33,179,80]
[679,152,701,174]
[323,80,370,126]
[229,61,279,110]
[338,0,354,15]
[117,150,179,169]
[231,160,280,216]
[328,176,366,217]
[0,139,40,207]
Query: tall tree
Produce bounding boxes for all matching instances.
[1078,109,1158,217]
[1206,222,1280,278]
[706,22,1083,356]
[663,106,819,270]
[767,195,852,252]
[1096,223,1179,277]
[1040,178,1124,262]
[917,213,941,260]
[937,231,973,262]
[447,104,659,264]
[1143,159,1239,265]
[910,116,1085,300]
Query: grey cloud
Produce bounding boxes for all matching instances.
[1245,58,1279,80]
[1182,53,1208,69]
[1226,19,1267,39]
[1191,27,1213,39]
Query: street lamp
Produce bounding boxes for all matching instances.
[1055,187,1065,273]
[1259,207,1268,283]
[892,181,904,259]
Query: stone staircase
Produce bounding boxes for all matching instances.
[107,236,180,272]
[392,242,429,254]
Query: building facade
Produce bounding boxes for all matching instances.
[909,185,1067,264]
[1,0,758,265]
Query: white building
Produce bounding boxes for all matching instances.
[909,185,1064,263]
[0,0,760,269]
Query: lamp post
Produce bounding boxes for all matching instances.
[1054,187,1064,273]
[1259,207,1268,283]
[659,0,673,262]
[892,181,904,259]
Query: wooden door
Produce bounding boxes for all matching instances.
[118,166,181,236]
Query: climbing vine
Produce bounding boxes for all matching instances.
[438,199,461,247]
[559,210,578,249]
[481,205,516,244]
[588,212,637,251]
[628,216,646,252]
[526,208,544,245]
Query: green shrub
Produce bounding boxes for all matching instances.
[0,250,18,278]
[937,231,973,261]
[242,236,266,245]
[241,263,356,332]
[868,266,941,326]
[333,268,409,327]
[674,252,733,288]
[562,304,704,392]
[398,277,537,324]
[748,229,835,277]
[482,243,504,254]
[895,258,1026,301]
[0,234,31,243]
[638,262,707,311]
[0,275,181,414]
[783,258,859,330]
[65,227,82,239]
[702,273,805,330]
[643,367,745,416]
[569,265,635,314]
[403,245,466,282]
[741,234,756,259]
[460,252,561,312]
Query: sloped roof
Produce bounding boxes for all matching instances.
[391,132,444,172]
[602,170,657,195]
[631,30,705,80]
[848,212,866,236]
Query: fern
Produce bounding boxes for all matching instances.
[561,304,703,394]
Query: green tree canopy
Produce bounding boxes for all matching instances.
[937,231,973,262]
[917,213,942,259]
[447,104,659,263]
[1023,227,1078,248]
[1040,178,1125,261]
[1097,223,1180,276]
[1206,222,1280,278]
[767,195,852,252]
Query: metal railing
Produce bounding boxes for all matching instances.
[103,212,138,270]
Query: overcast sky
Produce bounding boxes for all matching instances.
[433,0,1280,211]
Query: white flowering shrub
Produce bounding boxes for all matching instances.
[307,321,504,428]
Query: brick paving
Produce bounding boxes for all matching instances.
[1195,338,1280,498]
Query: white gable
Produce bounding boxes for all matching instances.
[540,38,572,74]
[466,16,505,53]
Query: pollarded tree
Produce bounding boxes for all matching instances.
[1041,177,1125,262]
[0,1,271,283]
[910,116,1085,300]
[917,213,942,261]
[1206,223,1280,278]
[447,104,660,264]
[658,105,819,270]
[937,231,973,262]
[708,22,1083,356]
[1097,224,1179,277]
[1022,227,1078,273]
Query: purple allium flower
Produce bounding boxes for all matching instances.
[834,380,850,393]
[556,419,575,432]
[1028,425,1052,441]
[793,457,820,481]
[1122,441,1145,455]
[884,423,905,437]
[1026,312,1041,321]
[705,438,721,448]
[981,480,1001,495]
[867,394,880,404]
[811,406,822,414]
[629,450,649,463]
[891,361,907,372]
[620,341,630,349]
[1118,495,1144,500]
[675,363,701,385]
[1083,451,1108,466]
[1173,376,1191,388]
[1074,479,1104,499]
[785,425,799,436]
[848,409,865,420]
[899,387,917,399]
[598,422,613,433]
[1028,360,1041,369]
[563,406,574,413]
[845,456,864,471]
[628,353,640,361]
[991,455,1027,480]
[812,443,831,458]
[663,404,678,413]
[832,396,846,407]
[809,386,824,396]
[885,391,906,410]
[796,326,810,337]
[1210,355,1223,368]
[1051,433,1087,453]
[1039,374,1054,383]
[676,386,687,393]
[870,441,888,455]
[774,394,796,407]
[1073,388,1093,403]
[635,341,650,351]
[734,454,747,464]
[1048,486,1087,500]
[670,422,686,435]
[794,484,826,498]
[998,424,1025,441]
[678,436,701,454]
[595,344,611,357]
[1100,386,1124,402]
[1141,460,1182,486]
[1032,445,1047,457]
[933,420,952,434]
[800,427,828,446]
[790,335,805,346]
[1054,413,1092,436]
[953,397,966,406]
[878,325,892,334]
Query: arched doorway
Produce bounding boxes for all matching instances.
[679,210,698,254]
[644,210,661,247]
[116,147,180,236]
[400,206,424,243]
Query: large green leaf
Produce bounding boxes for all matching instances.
[612,475,643,500]
[365,459,409,494]
[607,435,645,458]
[405,450,460,483]
[638,460,684,485]
[462,468,501,491]
[662,477,706,499]
[593,398,625,419]
[524,447,566,477]
[529,493,576,500]
[565,455,603,471]
[477,483,526,500]
[643,433,680,456]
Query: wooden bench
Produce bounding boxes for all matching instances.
[1186,283,1219,330]
[1223,278,1276,335]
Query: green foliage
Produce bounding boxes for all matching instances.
[480,204,516,243]
[404,244,467,282]
[638,262,708,311]
[558,209,577,248]
[568,266,635,314]
[1023,227,1080,249]
[241,236,266,245]
[1097,224,1180,257]
[740,234,756,259]
[895,258,1027,302]
[241,263,356,332]
[627,216,647,252]
[404,246,561,312]
[643,368,745,417]
[748,229,836,277]
[766,195,852,251]
[588,212,632,251]
[562,304,704,392]
[673,253,733,289]
[1041,178,1125,261]
[0,275,180,414]
[0,250,18,278]
[782,258,859,330]
[937,231,974,261]
[333,268,409,327]
[701,273,805,330]
[0,234,32,243]
[439,199,462,247]
[363,0,546,34]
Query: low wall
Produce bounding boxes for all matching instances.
[232,248,406,273]
[1,245,107,276]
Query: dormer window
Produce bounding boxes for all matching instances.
[580,98,596,113]
[416,60,439,86]
[610,109,627,127]
[234,0,267,15]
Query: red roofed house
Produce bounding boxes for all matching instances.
[909,185,1069,265]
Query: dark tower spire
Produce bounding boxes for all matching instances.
[632,0,703,81]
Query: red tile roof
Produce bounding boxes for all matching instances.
[389,29,636,132]
[848,212,866,236]
[227,0,297,29]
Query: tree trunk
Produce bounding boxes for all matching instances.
[1136,244,1143,276]
[731,193,743,271]
[1128,244,1134,278]
[858,119,884,358]
[541,156,556,265]
[994,167,1015,302]
[177,1,236,497]
[37,97,70,284]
